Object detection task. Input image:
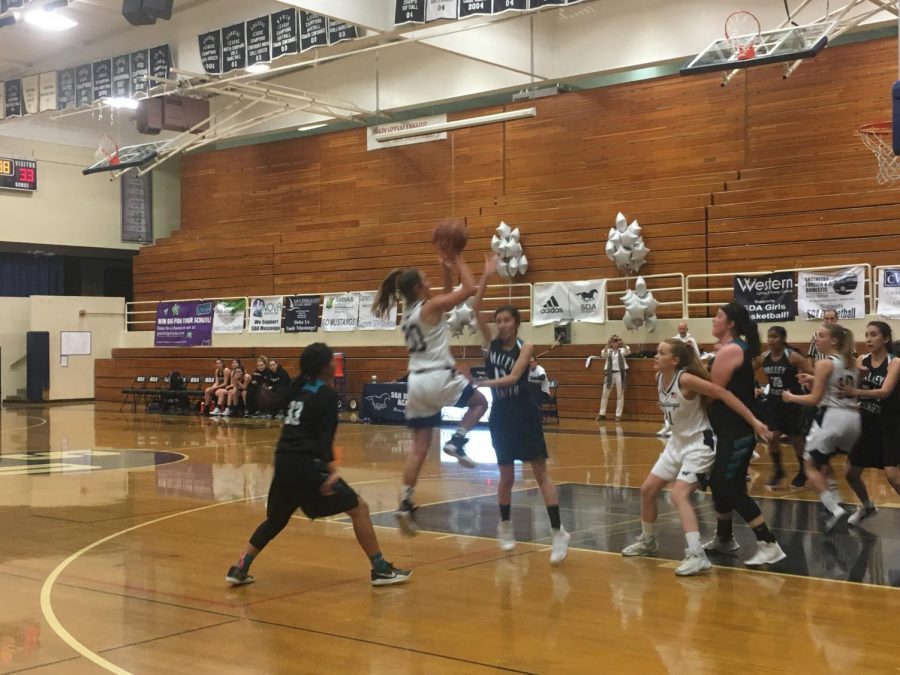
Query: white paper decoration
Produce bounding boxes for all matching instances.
[606,212,650,274]
[621,276,658,332]
[495,221,528,279]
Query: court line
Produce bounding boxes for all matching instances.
[39,495,264,675]
[5,416,49,432]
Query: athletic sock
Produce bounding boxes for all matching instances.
[752,522,777,543]
[237,551,255,572]
[820,489,843,516]
[369,552,391,572]
[546,504,561,530]
[685,531,701,551]
[716,518,734,542]
[454,426,468,438]
[499,503,511,521]
[641,521,655,538]
[401,485,414,504]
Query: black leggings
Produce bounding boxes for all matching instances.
[709,432,762,522]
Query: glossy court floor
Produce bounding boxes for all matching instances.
[1,404,898,674]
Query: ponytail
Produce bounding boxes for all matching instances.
[826,324,855,368]
[373,267,424,318]
[721,302,760,357]
[665,338,712,409]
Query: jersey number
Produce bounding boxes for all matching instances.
[285,401,304,426]
[403,325,427,353]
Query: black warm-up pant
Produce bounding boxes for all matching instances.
[709,432,763,523]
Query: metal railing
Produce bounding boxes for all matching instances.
[605,272,686,321]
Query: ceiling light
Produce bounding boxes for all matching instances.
[23,8,77,31]
[245,63,271,75]
[297,123,327,132]
[103,97,139,110]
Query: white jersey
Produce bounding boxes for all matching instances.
[658,370,710,438]
[401,301,455,372]
[820,354,858,409]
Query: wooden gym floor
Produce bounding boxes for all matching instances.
[1,403,898,674]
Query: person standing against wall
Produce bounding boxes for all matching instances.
[595,335,630,421]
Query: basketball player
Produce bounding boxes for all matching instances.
[226,343,411,587]
[757,326,812,489]
[203,358,228,413]
[704,304,786,567]
[472,256,569,564]
[807,308,839,364]
[658,323,702,435]
[783,323,861,532]
[621,339,770,576]
[372,251,489,536]
[837,321,900,525]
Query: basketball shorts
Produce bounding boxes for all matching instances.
[405,369,475,428]
[804,407,861,464]
[489,398,548,465]
[651,429,716,485]
[849,413,900,469]
[766,400,809,437]
[268,453,359,520]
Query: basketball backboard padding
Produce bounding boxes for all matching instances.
[680,22,833,76]
[82,140,171,176]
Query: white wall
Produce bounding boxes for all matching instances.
[0,297,31,400]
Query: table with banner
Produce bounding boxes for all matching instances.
[360,382,492,424]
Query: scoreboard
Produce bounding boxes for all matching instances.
[0,158,38,192]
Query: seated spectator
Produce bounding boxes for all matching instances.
[212,360,245,417]
[228,366,251,415]
[203,358,229,414]
[260,358,292,419]
[528,357,551,402]
[246,356,270,417]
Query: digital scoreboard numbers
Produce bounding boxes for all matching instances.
[0,158,38,192]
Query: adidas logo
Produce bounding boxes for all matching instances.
[540,296,564,314]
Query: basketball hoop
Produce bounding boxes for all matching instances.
[725,10,761,61]
[859,122,900,184]
[95,134,120,167]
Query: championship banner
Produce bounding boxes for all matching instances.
[271,9,299,59]
[0,84,5,120]
[21,75,38,115]
[877,268,900,319]
[149,44,172,82]
[798,266,866,320]
[213,299,246,334]
[283,295,320,332]
[246,16,271,66]
[300,12,328,51]
[532,282,569,326]
[395,0,426,25]
[92,59,112,100]
[38,72,57,112]
[733,272,795,322]
[357,291,398,330]
[425,0,457,21]
[327,19,358,46]
[564,279,606,324]
[75,65,93,107]
[5,80,22,117]
[222,23,247,73]
[154,301,213,347]
[530,0,565,6]
[249,296,283,333]
[111,54,131,98]
[130,50,150,94]
[57,68,76,110]
[199,30,222,74]
[367,114,447,150]
[321,293,360,331]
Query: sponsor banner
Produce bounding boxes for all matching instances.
[154,300,213,347]
[367,114,447,150]
[249,296,283,333]
[877,267,900,319]
[213,299,246,333]
[361,383,408,422]
[733,272,796,322]
[357,291,398,330]
[565,279,606,324]
[532,282,569,326]
[797,266,866,320]
[283,295,320,332]
[321,293,360,331]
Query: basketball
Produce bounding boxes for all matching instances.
[433,219,468,256]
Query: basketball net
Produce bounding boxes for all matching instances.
[859,122,900,184]
[725,10,761,62]
[95,134,120,167]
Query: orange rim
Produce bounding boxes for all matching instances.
[859,121,892,135]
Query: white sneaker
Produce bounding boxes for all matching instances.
[744,541,787,566]
[675,547,712,576]
[848,504,878,527]
[751,450,761,462]
[497,521,516,552]
[222,408,232,417]
[550,527,570,566]
[622,534,658,557]
[703,537,740,554]
[210,407,222,416]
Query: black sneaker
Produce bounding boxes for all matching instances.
[765,470,785,490]
[226,565,255,586]
[790,471,806,489]
[443,433,476,468]
[394,499,418,537]
[371,563,412,586]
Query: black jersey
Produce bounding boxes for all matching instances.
[858,354,900,416]
[709,339,756,436]
[762,348,802,397]
[275,379,339,461]
[485,338,530,401]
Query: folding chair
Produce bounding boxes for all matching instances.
[541,380,560,424]
[120,375,148,413]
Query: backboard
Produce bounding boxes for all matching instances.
[680,22,834,76]
[82,140,172,176]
